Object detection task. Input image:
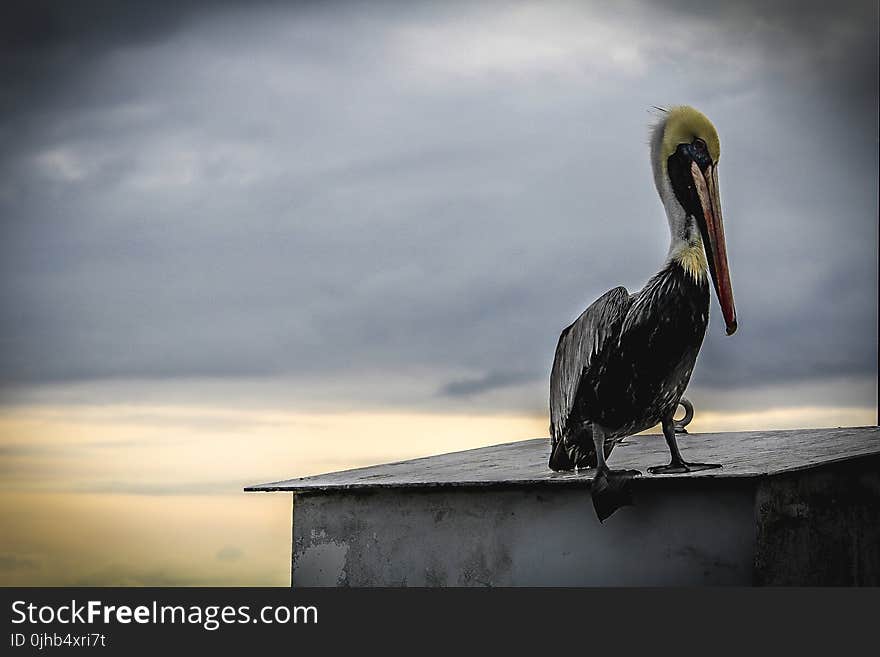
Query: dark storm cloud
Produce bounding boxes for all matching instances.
[0,1,876,411]
[1,1,208,126]
[440,370,536,398]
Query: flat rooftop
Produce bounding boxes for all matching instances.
[246,425,879,493]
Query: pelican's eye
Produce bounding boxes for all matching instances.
[689,137,712,169]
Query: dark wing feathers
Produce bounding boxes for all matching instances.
[549,286,632,440]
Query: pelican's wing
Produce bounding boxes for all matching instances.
[549,286,632,439]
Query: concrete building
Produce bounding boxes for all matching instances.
[246,426,880,586]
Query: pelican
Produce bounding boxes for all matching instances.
[548,106,737,521]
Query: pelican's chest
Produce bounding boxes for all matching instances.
[625,262,709,353]
[610,262,710,404]
[656,263,710,346]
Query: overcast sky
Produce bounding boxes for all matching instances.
[1,0,877,416]
[1,0,877,588]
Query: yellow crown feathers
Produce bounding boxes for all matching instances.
[660,106,720,166]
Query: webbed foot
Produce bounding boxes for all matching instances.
[647,461,721,475]
[591,465,641,522]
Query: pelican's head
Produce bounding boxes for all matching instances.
[651,105,737,336]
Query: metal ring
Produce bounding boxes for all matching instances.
[674,397,694,430]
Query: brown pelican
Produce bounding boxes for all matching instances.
[548,106,737,521]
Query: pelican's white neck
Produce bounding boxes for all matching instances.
[650,114,708,282]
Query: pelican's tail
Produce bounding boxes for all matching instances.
[549,434,578,471]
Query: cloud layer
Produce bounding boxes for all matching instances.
[1,0,876,413]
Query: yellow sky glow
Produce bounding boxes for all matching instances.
[0,403,875,585]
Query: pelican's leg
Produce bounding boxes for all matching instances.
[647,416,721,474]
[590,424,641,521]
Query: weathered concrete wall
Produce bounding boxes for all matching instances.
[292,481,755,586]
[254,429,879,586]
[755,456,880,586]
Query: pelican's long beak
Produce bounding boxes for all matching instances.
[691,161,737,335]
